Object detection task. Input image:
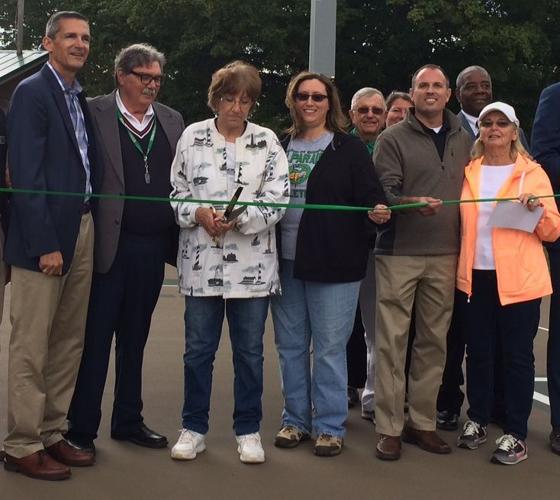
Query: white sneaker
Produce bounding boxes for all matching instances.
[171,429,206,460]
[236,432,265,464]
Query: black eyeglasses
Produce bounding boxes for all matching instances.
[294,92,328,103]
[355,106,385,116]
[130,70,164,86]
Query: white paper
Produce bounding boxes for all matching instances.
[487,200,543,233]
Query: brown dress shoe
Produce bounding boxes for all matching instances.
[46,439,95,467]
[376,434,401,460]
[4,450,71,481]
[402,427,451,454]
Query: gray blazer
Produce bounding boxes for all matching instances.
[89,92,184,273]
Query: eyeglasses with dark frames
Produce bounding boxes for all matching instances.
[355,106,385,116]
[130,70,164,86]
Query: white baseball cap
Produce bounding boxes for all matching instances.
[478,101,520,127]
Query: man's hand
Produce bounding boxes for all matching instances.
[368,204,391,224]
[39,251,63,276]
[404,196,443,216]
[397,196,443,216]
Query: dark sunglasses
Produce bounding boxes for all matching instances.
[479,120,512,129]
[355,106,385,116]
[130,70,164,86]
[294,92,329,103]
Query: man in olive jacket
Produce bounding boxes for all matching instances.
[373,64,471,461]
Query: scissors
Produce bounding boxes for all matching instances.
[222,186,247,222]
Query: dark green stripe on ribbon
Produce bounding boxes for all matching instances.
[0,187,557,212]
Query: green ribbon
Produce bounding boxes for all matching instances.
[0,187,557,212]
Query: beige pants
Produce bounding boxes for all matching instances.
[374,254,457,436]
[4,213,94,458]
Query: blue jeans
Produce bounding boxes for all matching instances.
[271,259,360,437]
[181,296,269,436]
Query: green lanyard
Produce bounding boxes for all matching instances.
[117,109,157,184]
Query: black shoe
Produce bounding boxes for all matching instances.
[436,410,459,431]
[111,424,168,449]
[64,432,96,454]
[550,428,560,455]
[65,437,96,455]
[347,386,359,409]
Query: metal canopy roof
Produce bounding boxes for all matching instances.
[0,50,47,85]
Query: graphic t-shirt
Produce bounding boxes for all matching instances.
[281,131,334,260]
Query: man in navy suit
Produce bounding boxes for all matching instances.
[3,11,97,480]
[0,108,7,322]
[532,81,560,455]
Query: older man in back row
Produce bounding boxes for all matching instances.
[373,64,472,461]
[347,88,386,419]
[67,44,184,455]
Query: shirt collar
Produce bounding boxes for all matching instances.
[46,62,82,95]
[350,127,376,154]
[417,111,450,135]
[116,90,155,132]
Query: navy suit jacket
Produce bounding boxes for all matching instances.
[532,82,560,248]
[5,64,99,273]
[457,110,531,151]
[0,109,6,214]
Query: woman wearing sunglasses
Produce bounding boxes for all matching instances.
[271,71,390,457]
[455,102,560,465]
[169,61,289,464]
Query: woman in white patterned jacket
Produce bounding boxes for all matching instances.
[169,61,289,465]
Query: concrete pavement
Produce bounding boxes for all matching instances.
[0,275,559,499]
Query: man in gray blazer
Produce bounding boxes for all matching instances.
[67,43,184,454]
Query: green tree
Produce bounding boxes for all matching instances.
[1,0,559,133]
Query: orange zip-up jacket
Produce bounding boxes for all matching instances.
[456,154,560,305]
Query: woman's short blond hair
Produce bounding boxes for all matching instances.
[284,71,348,137]
[207,61,262,113]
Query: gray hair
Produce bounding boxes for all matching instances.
[456,65,491,90]
[114,44,166,81]
[350,87,385,111]
[45,11,88,38]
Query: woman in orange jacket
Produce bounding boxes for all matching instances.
[455,102,560,465]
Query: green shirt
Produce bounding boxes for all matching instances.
[350,127,376,155]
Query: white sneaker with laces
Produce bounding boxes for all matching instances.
[171,429,206,460]
[457,420,487,450]
[236,432,265,464]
